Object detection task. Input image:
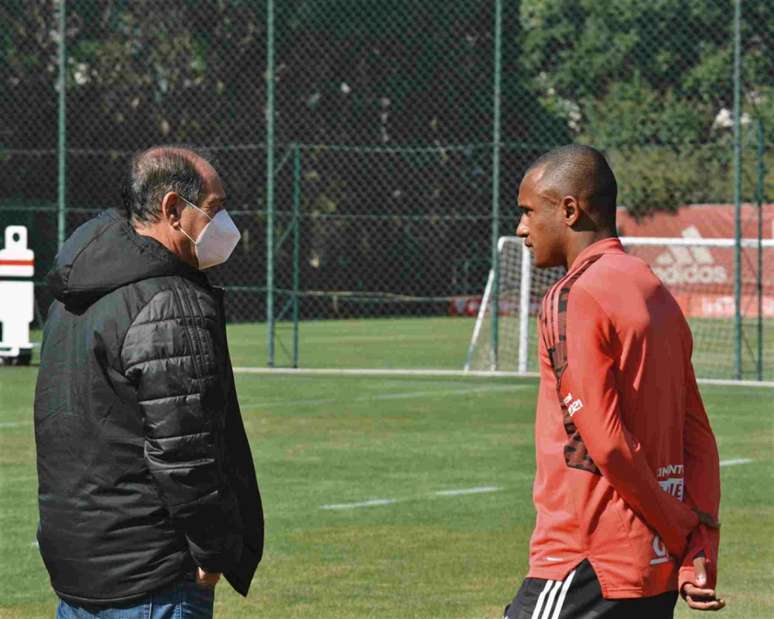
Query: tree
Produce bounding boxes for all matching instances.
[519,0,773,217]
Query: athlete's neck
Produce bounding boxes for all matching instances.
[565,228,617,270]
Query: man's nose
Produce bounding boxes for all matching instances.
[516,216,528,238]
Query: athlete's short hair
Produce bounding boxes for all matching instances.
[527,144,617,226]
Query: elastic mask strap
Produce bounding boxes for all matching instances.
[179,195,212,221]
[177,195,211,245]
[178,224,198,246]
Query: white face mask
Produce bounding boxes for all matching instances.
[177,196,241,270]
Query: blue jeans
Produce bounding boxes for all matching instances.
[55,578,215,619]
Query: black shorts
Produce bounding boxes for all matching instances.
[503,560,678,619]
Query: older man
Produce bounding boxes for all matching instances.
[35,146,263,618]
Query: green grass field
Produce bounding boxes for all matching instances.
[1,317,772,618]
[266,315,773,380]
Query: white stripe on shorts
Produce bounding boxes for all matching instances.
[550,569,576,619]
[540,580,563,619]
[531,580,555,619]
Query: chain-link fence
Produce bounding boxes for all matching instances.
[1,1,771,376]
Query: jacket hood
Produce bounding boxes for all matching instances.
[47,209,208,311]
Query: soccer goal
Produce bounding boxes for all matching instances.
[464,236,774,381]
[463,237,563,374]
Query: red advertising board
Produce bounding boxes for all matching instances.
[618,204,773,318]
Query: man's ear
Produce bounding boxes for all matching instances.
[561,195,582,228]
[160,192,182,228]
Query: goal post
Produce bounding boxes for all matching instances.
[465,235,774,380]
[464,237,564,374]
[464,237,534,373]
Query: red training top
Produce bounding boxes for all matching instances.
[527,237,720,599]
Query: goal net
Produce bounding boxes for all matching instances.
[465,236,774,381]
[464,237,563,374]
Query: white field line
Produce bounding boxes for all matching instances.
[697,378,774,388]
[241,384,527,409]
[234,367,774,388]
[434,486,500,496]
[0,420,31,428]
[242,397,338,408]
[720,458,754,467]
[364,384,524,400]
[234,367,535,379]
[321,498,397,510]
[321,485,504,510]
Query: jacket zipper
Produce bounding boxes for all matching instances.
[173,287,202,381]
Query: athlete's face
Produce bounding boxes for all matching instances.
[516,167,567,268]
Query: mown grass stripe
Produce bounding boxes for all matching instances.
[720,458,753,467]
[320,499,397,510]
[435,486,500,496]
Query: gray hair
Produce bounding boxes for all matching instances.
[122,146,210,223]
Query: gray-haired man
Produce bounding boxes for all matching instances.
[35,146,263,618]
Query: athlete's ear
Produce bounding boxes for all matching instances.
[561,195,582,228]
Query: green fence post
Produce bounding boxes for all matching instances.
[732,0,742,380]
[755,118,765,381]
[292,144,301,368]
[265,0,276,367]
[57,0,67,250]
[489,0,503,370]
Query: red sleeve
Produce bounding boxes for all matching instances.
[558,285,699,558]
[678,358,721,591]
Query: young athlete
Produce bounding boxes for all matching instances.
[503,145,723,618]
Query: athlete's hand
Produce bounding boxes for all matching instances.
[196,567,221,589]
[681,556,725,611]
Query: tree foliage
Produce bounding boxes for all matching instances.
[520,0,772,217]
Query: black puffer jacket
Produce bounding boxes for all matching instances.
[34,209,263,606]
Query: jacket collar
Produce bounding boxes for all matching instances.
[569,236,623,271]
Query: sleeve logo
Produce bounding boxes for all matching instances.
[562,392,584,417]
